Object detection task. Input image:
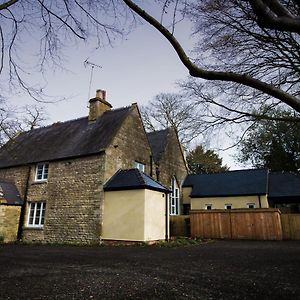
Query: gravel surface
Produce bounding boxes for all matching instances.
[0,240,300,299]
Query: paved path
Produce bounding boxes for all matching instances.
[0,240,300,299]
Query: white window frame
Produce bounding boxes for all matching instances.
[205,204,212,210]
[225,204,232,210]
[170,177,180,215]
[27,202,46,228]
[247,203,256,209]
[134,161,145,172]
[35,163,49,181]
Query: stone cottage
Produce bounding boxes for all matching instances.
[0,90,188,243]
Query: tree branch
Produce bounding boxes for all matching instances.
[123,0,300,112]
[249,0,300,34]
[0,0,18,11]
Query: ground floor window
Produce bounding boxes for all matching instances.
[170,177,180,215]
[27,202,46,228]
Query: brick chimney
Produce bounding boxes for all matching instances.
[88,89,112,121]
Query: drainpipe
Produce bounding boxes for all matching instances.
[17,165,31,240]
[165,192,169,241]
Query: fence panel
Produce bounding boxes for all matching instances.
[191,209,282,240]
[281,214,300,240]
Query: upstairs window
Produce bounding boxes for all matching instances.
[35,163,49,181]
[170,177,180,215]
[225,204,232,210]
[27,202,46,228]
[134,161,145,172]
[247,203,256,209]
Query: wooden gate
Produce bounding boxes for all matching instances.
[190,209,283,240]
[281,214,300,240]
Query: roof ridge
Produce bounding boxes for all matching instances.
[146,128,169,135]
[19,106,132,135]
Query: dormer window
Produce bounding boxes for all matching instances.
[134,161,145,172]
[35,163,49,181]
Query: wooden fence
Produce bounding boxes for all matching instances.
[281,214,300,240]
[190,209,283,240]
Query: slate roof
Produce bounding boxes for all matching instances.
[147,129,169,162]
[183,169,269,198]
[0,107,132,168]
[0,180,23,205]
[269,172,300,200]
[103,169,171,193]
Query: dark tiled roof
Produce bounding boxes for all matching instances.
[269,172,300,199]
[0,180,23,205]
[104,169,171,193]
[183,169,268,197]
[0,107,132,168]
[147,129,169,162]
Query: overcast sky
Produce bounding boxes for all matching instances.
[12,6,241,169]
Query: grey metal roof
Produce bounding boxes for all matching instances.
[269,172,300,199]
[147,129,169,163]
[103,169,171,193]
[0,180,23,205]
[0,107,132,168]
[183,169,269,198]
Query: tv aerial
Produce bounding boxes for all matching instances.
[84,59,102,101]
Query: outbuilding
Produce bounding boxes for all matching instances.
[102,169,171,242]
[0,180,23,242]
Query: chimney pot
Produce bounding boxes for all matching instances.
[88,89,112,122]
[96,89,106,100]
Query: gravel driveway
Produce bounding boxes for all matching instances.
[0,240,300,299]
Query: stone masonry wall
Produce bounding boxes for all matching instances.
[0,166,30,198]
[0,205,21,242]
[156,129,188,190]
[104,105,152,181]
[22,154,106,244]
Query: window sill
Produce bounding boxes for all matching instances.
[32,180,48,185]
[24,226,44,230]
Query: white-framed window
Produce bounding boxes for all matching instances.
[134,161,145,172]
[170,177,180,215]
[205,204,212,210]
[35,163,49,181]
[225,204,232,210]
[27,202,46,228]
[247,203,256,209]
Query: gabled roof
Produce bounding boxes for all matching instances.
[147,129,169,163]
[103,169,171,193]
[269,172,300,200]
[0,180,23,205]
[0,106,132,168]
[183,169,268,198]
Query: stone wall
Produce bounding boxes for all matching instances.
[0,166,30,198]
[0,205,21,242]
[22,154,106,244]
[104,105,152,181]
[156,129,187,188]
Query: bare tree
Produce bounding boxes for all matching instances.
[0,101,48,145]
[141,93,205,147]
[0,1,135,101]
[2,0,300,115]
[123,0,300,113]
